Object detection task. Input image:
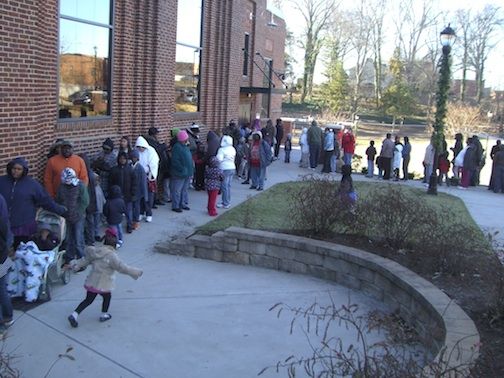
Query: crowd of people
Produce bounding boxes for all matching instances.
[0,119,503,332]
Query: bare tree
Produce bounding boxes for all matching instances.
[467,5,503,104]
[393,0,440,83]
[455,9,472,103]
[291,0,336,103]
[368,0,388,107]
[346,1,373,114]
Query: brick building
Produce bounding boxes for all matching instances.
[0,0,286,178]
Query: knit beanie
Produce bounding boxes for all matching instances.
[130,149,140,160]
[177,130,189,142]
[102,138,114,150]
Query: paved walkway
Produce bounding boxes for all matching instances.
[4,148,502,377]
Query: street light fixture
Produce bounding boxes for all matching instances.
[428,25,456,195]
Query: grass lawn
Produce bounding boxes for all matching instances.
[197,181,484,244]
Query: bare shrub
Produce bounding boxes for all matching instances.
[356,185,432,249]
[445,103,483,138]
[288,175,356,237]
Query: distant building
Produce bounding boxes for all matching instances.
[0,0,286,177]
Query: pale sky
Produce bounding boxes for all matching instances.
[275,0,504,89]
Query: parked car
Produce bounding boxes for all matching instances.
[68,90,92,105]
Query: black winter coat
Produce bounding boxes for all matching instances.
[109,164,137,202]
[103,185,126,225]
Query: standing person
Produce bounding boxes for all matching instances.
[489,140,501,191]
[393,136,403,181]
[460,138,477,189]
[118,136,133,159]
[491,145,504,193]
[402,136,411,180]
[262,119,276,149]
[284,134,292,163]
[274,118,284,159]
[93,173,106,241]
[193,143,206,191]
[471,135,484,186]
[341,127,356,166]
[321,128,334,173]
[379,133,394,180]
[216,135,236,209]
[438,151,450,186]
[91,138,118,198]
[0,194,14,334]
[365,141,377,178]
[170,130,194,213]
[307,121,322,169]
[205,130,221,161]
[299,128,309,168]
[79,153,98,246]
[0,158,66,249]
[134,136,159,223]
[248,131,272,191]
[56,168,89,263]
[331,134,341,173]
[144,127,170,206]
[205,157,223,216]
[109,152,137,234]
[450,133,463,178]
[67,227,142,328]
[103,185,126,248]
[423,139,435,184]
[130,150,146,231]
[44,140,89,198]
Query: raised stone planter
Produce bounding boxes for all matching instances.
[155,227,479,375]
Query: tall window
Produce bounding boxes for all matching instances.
[58,0,112,119]
[243,33,250,76]
[175,0,203,113]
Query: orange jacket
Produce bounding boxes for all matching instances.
[44,154,89,198]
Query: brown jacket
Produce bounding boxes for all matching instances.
[73,245,142,291]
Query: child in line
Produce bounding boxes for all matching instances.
[365,141,376,178]
[93,173,106,241]
[438,151,450,186]
[67,227,142,328]
[205,156,223,216]
[284,134,292,163]
[130,150,146,231]
[56,168,89,263]
[109,152,137,233]
[103,185,126,248]
[237,137,250,180]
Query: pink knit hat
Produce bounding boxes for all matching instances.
[177,130,189,142]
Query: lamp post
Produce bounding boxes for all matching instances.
[428,25,456,195]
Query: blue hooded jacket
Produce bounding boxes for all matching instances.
[0,158,65,233]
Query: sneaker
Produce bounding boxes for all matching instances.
[457,186,467,190]
[257,187,264,191]
[172,208,182,213]
[241,181,249,185]
[68,315,78,328]
[126,227,133,234]
[99,313,112,322]
[249,186,257,189]
[223,204,231,209]
[216,203,224,208]
[2,318,13,327]
[139,214,145,221]
[145,216,153,222]
[182,206,190,211]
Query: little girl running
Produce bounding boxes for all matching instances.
[67,227,142,327]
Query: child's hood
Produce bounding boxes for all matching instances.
[109,185,123,199]
[85,244,115,260]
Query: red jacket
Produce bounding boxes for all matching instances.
[342,133,355,154]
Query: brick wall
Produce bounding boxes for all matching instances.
[0,0,285,179]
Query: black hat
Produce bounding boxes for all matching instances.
[60,140,73,148]
[102,138,114,150]
[148,127,159,136]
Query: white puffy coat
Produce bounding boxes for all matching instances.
[217,135,236,171]
[135,136,160,181]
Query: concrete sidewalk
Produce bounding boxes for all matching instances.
[4,148,502,377]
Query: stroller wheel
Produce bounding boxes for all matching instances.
[62,268,71,285]
[38,282,51,302]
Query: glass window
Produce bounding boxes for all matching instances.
[243,34,250,76]
[175,0,203,113]
[59,1,112,119]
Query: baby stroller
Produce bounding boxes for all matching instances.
[37,209,71,301]
[7,210,71,302]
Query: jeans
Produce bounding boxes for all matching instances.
[402,156,410,180]
[66,217,85,261]
[343,152,353,166]
[132,199,140,222]
[284,150,291,163]
[425,164,433,183]
[93,213,102,238]
[322,150,333,173]
[220,170,234,206]
[250,165,266,189]
[110,223,123,242]
[162,178,171,202]
[0,275,13,322]
[367,160,374,177]
[309,144,320,168]
[382,157,392,180]
[125,201,133,230]
[84,212,95,246]
[330,155,337,172]
[171,177,190,210]
[141,192,154,217]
